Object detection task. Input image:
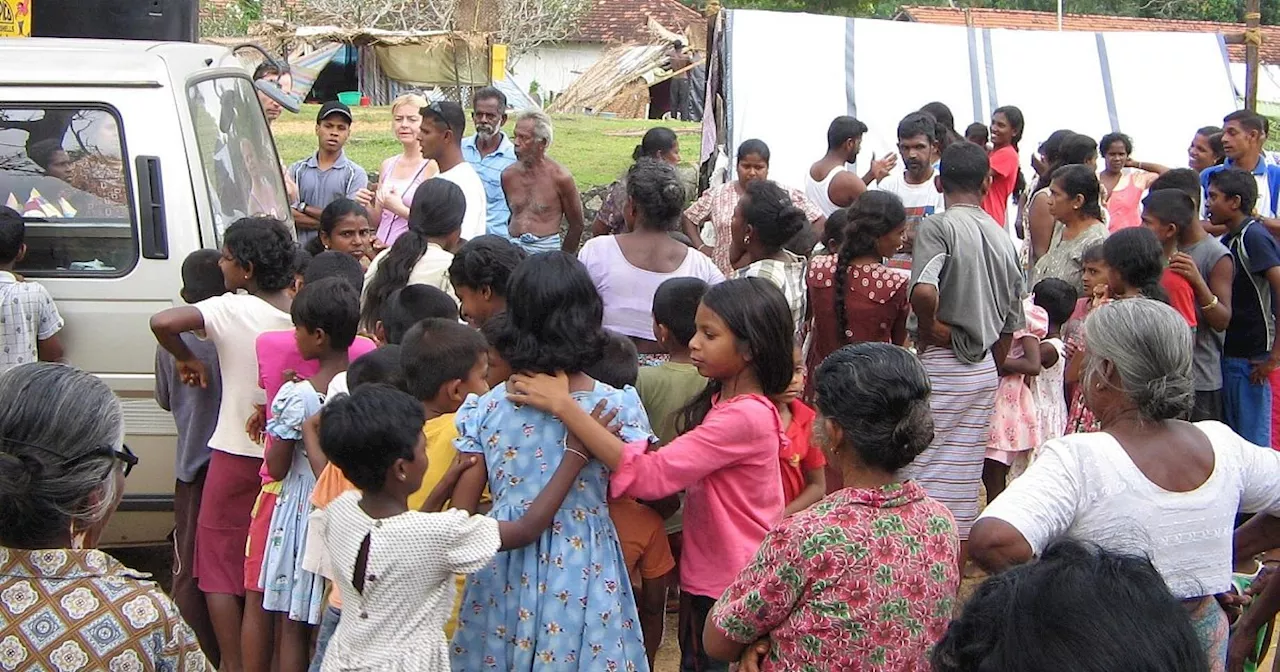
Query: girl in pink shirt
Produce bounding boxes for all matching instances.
[509,276,793,672]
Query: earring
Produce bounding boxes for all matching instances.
[397,473,406,482]
[743,234,751,245]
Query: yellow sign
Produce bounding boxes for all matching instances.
[0,0,31,38]
[491,44,508,82]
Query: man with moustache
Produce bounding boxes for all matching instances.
[502,108,585,254]
[873,111,946,272]
[462,87,518,239]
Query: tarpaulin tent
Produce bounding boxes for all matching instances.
[701,8,1237,193]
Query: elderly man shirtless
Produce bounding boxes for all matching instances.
[502,109,585,254]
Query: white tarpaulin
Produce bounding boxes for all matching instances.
[711,9,1237,193]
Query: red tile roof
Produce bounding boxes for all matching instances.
[574,0,706,44]
[897,5,1280,64]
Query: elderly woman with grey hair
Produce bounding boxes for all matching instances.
[970,298,1280,671]
[0,363,211,670]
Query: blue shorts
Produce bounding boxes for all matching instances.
[308,605,341,672]
[1223,357,1272,446]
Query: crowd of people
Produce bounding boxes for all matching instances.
[9,64,1280,672]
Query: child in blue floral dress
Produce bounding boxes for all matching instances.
[260,278,361,638]
[448,253,652,672]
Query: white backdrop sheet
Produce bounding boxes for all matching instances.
[721,9,1237,192]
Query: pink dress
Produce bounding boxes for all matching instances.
[985,296,1049,465]
[1105,168,1155,233]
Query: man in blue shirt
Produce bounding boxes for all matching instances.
[1201,110,1280,232]
[461,87,517,239]
[289,101,368,244]
[1209,168,1280,447]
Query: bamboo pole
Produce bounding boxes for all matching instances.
[1246,0,1261,112]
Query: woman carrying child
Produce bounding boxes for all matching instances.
[447,252,652,670]
[510,277,794,672]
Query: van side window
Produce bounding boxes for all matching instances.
[0,107,136,276]
[188,77,290,244]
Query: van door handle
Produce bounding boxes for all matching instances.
[136,156,169,260]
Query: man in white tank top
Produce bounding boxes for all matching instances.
[804,116,897,216]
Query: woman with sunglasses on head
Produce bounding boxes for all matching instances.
[0,362,212,670]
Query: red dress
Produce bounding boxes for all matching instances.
[710,482,960,671]
[779,400,825,505]
[805,256,910,400]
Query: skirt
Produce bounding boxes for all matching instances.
[195,450,262,596]
[901,348,999,539]
[244,486,280,592]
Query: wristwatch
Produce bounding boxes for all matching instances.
[295,201,306,212]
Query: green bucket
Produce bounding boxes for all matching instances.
[336,91,361,106]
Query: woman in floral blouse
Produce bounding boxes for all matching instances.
[0,363,210,671]
[704,343,960,671]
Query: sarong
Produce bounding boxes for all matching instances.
[901,347,998,539]
[1184,595,1228,672]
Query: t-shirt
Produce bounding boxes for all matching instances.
[1224,219,1280,359]
[195,293,293,458]
[578,236,725,341]
[609,497,676,589]
[778,400,825,505]
[0,271,63,374]
[909,205,1026,363]
[154,336,221,482]
[438,162,488,241]
[977,421,1280,598]
[1183,237,1231,391]
[875,172,945,271]
[1159,268,1199,329]
[635,361,708,446]
[982,146,1019,228]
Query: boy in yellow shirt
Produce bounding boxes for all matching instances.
[401,317,492,635]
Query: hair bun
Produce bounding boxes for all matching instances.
[0,451,37,497]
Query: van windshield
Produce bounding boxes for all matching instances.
[188,76,290,243]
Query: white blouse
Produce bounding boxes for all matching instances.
[979,421,1280,598]
[311,491,500,671]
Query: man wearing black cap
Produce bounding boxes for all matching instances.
[419,100,487,241]
[288,101,369,244]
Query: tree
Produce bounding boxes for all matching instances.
[496,0,593,61]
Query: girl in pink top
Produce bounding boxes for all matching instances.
[509,276,793,672]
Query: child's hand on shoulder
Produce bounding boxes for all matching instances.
[507,371,572,414]
[588,400,623,437]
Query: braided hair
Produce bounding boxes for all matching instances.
[832,191,906,345]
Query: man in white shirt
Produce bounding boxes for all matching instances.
[419,101,487,241]
[874,111,946,272]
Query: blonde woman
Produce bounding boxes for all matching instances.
[356,93,438,249]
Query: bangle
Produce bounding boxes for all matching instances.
[1201,295,1219,311]
[566,447,590,463]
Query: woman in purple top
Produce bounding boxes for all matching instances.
[355,93,437,249]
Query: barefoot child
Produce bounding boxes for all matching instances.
[151,217,297,672]
[448,253,651,670]
[258,278,362,672]
[311,384,589,670]
[983,294,1045,500]
[509,276,793,672]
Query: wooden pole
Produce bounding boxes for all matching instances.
[1246,0,1261,112]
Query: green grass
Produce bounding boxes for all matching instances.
[274,105,702,191]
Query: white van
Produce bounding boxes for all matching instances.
[0,38,292,545]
